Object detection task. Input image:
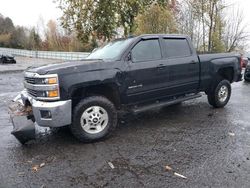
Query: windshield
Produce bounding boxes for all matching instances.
[86,38,134,60]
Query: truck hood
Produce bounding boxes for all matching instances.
[26,59,120,75]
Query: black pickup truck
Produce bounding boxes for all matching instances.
[10,34,242,143]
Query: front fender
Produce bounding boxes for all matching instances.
[61,69,122,99]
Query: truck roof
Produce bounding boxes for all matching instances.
[136,34,189,39]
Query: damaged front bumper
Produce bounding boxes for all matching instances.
[9,90,72,144]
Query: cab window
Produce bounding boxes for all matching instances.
[131,39,161,62]
[163,38,192,58]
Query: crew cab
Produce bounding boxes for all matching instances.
[10,34,242,143]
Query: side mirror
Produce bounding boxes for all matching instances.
[92,48,97,53]
[127,52,132,62]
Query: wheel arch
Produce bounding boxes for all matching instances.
[71,83,121,109]
[217,67,234,83]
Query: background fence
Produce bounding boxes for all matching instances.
[0,47,90,60]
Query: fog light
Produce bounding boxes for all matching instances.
[40,110,52,119]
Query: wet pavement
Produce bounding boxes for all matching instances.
[0,72,250,188]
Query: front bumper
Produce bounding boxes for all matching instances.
[9,90,72,144]
[11,90,72,128]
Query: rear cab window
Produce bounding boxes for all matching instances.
[162,38,192,58]
[131,39,162,62]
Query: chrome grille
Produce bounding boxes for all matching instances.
[27,88,37,97]
[25,77,36,84]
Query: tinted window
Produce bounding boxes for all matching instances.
[163,38,192,58]
[132,39,161,62]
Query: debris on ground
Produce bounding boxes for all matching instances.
[228,132,235,137]
[165,165,173,171]
[108,162,115,169]
[40,163,45,168]
[165,165,187,179]
[32,165,40,172]
[31,162,46,172]
[18,172,25,176]
[40,184,46,188]
[174,172,187,179]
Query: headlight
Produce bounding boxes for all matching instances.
[41,77,58,85]
[24,73,60,100]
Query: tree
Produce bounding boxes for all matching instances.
[57,0,117,44]
[0,15,15,47]
[116,0,145,36]
[178,0,230,53]
[135,3,177,35]
[45,20,66,50]
[94,0,117,40]
[8,27,28,49]
[0,33,11,47]
[28,28,42,50]
[0,16,15,34]
[56,0,172,44]
[223,6,249,52]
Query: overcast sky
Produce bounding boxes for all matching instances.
[0,0,249,27]
[0,0,249,46]
[0,0,62,27]
[228,0,250,25]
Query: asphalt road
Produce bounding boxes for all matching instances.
[0,72,250,188]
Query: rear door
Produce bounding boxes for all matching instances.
[161,38,200,95]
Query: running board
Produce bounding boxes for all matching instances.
[132,94,202,114]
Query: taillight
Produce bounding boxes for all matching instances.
[240,55,243,69]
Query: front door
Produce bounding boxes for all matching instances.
[124,38,169,104]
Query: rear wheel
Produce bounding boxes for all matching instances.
[207,78,231,108]
[71,96,117,142]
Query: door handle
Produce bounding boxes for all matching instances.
[189,61,196,64]
[157,64,165,70]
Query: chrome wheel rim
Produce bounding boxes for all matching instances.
[80,106,109,134]
[218,85,228,103]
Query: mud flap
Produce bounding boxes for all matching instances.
[9,94,36,144]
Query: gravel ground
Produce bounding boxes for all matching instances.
[0,71,250,188]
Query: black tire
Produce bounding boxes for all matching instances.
[71,96,117,142]
[244,76,250,82]
[207,77,231,108]
[11,60,16,64]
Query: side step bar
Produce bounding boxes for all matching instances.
[132,93,202,114]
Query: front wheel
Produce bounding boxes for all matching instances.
[71,96,117,142]
[207,79,231,108]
